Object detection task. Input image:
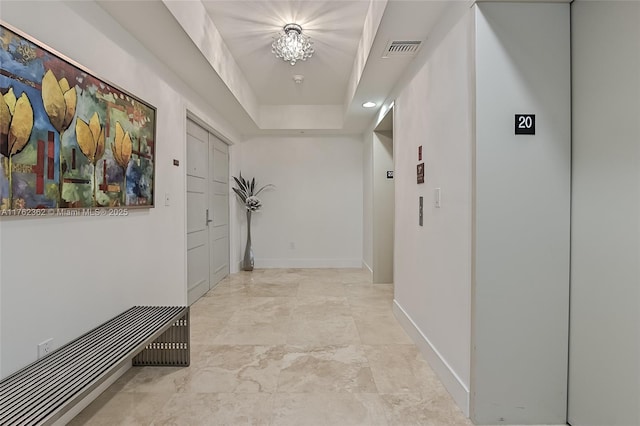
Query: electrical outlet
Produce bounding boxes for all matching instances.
[37,338,53,359]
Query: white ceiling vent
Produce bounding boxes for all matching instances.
[382,40,422,58]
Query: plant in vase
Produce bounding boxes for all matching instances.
[232,173,273,271]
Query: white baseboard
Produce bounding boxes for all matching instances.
[393,300,470,417]
[255,258,363,269]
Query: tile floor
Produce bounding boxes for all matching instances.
[70,268,472,425]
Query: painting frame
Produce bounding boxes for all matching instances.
[0,21,157,214]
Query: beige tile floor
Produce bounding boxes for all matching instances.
[70,268,472,426]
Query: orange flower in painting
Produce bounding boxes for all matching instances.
[75,112,105,164]
[41,69,77,205]
[1,88,33,157]
[41,69,76,133]
[112,121,133,206]
[112,121,132,169]
[1,87,34,206]
[75,112,105,207]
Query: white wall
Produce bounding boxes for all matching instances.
[228,143,242,274]
[569,2,640,425]
[372,131,394,283]
[392,8,474,414]
[362,133,373,274]
[235,136,363,269]
[472,3,571,424]
[0,1,239,378]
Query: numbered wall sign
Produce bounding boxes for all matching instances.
[515,114,535,135]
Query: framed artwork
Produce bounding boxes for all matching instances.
[417,163,425,184]
[0,22,156,212]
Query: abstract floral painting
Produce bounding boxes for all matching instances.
[0,23,156,211]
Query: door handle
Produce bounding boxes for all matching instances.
[206,209,213,225]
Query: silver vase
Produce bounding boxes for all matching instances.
[243,210,254,271]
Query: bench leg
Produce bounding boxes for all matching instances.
[132,310,190,366]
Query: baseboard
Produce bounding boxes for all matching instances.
[393,300,470,417]
[255,258,363,269]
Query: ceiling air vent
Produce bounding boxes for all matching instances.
[382,40,422,58]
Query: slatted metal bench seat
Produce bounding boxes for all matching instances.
[0,306,190,426]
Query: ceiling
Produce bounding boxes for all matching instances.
[202,0,370,105]
[97,0,460,138]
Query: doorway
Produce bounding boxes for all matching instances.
[186,118,230,305]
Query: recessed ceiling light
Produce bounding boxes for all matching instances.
[362,102,376,108]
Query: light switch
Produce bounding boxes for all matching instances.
[435,188,441,208]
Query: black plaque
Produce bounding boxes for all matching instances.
[515,114,535,135]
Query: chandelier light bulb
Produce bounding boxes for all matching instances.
[272,23,314,66]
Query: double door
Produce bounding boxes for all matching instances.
[186,119,229,305]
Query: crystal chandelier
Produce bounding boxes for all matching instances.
[272,23,314,66]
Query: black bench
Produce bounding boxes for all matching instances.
[0,306,190,425]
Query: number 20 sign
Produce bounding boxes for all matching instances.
[515,114,535,135]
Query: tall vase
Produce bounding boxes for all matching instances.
[243,210,254,271]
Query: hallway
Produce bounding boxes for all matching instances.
[70,269,470,425]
